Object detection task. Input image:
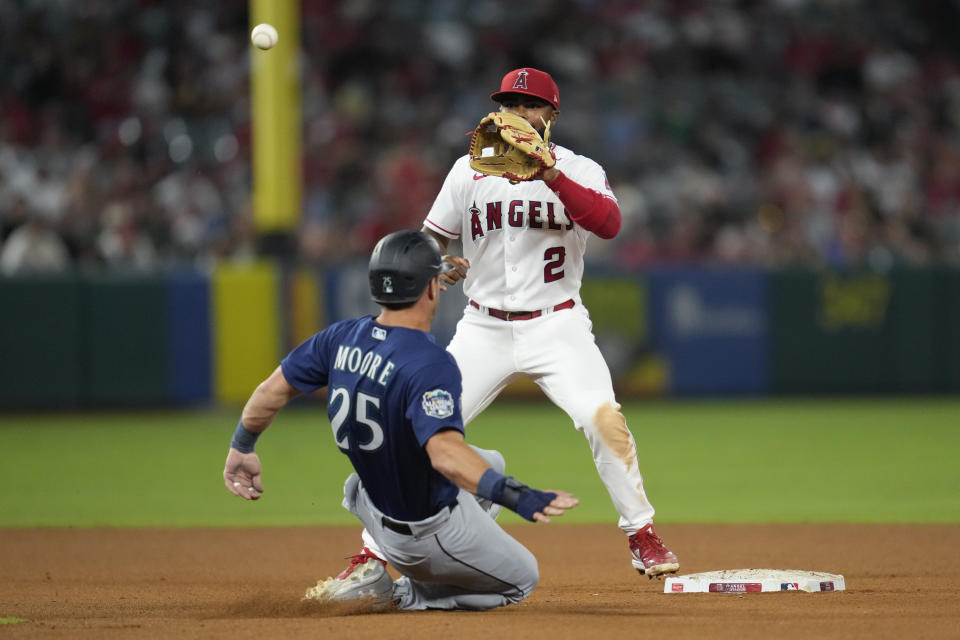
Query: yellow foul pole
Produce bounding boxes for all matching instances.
[250,0,301,235]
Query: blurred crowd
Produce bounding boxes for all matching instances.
[3,0,960,276]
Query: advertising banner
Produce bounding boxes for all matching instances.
[646,268,768,395]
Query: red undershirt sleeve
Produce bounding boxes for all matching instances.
[546,170,622,239]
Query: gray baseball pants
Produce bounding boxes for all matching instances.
[342,447,539,611]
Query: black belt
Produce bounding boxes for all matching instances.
[469,298,575,321]
[381,500,458,535]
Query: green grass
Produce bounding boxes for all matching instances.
[0,618,28,625]
[2,398,958,527]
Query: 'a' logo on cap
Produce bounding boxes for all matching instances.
[513,70,529,90]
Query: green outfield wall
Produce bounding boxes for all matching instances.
[769,268,960,393]
[1,265,958,407]
[0,274,83,405]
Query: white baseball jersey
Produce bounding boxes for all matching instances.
[356,140,659,563]
[424,144,616,312]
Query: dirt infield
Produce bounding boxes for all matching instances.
[1,524,958,639]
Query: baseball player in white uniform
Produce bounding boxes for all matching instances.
[332,67,678,586]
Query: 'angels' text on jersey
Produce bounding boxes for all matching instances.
[333,345,396,387]
[423,144,615,311]
[468,199,574,241]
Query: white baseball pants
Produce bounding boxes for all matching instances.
[447,302,656,533]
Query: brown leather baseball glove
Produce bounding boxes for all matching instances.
[468,112,554,181]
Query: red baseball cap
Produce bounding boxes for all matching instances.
[490,68,559,110]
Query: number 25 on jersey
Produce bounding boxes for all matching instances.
[328,387,384,452]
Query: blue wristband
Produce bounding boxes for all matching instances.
[230,420,260,453]
[476,468,507,502]
[475,468,556,522]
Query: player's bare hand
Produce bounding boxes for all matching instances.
[439,254,470,287]
[532,490,578,523]
[537,167,560,183]
[223,448,265,500]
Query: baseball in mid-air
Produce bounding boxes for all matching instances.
[250,23,278,50]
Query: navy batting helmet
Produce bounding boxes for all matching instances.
[368,230,445,304]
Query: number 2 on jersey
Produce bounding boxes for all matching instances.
[544,246,566,283]
[329,387,384,452]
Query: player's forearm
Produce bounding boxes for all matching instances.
[421,226,450,252]
[427,428,572,522]
[546,170,622,239]
[425,431,489,493]
[240,366,300,433]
